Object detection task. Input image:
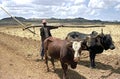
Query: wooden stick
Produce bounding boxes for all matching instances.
[0,6,36,34]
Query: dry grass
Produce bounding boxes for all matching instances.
[0,25,120,41]
[0,24,120,55]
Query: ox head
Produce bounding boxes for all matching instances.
[72,41,82,62]
[100,34,115,50]
[67,39,82,62]
[99,29,115,50]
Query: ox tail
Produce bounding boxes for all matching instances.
[44,37,53,63]
[45,37,55,48]
[44,37,53,56]
[44,38,52,52]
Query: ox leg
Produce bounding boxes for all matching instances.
[50,58,55,72]
[45,54,49,72]
[90,52,96,68]
[61,62,68,79]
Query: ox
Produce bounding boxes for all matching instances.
[44,37,82,79]
[66,30,115,68]
[65,31,98,41]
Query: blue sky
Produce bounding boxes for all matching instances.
[0,0,120,21]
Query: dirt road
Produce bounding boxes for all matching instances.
[0,32,120,79]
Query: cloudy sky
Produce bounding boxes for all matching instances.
[0,0,120,21]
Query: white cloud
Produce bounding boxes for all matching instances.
[74,0,86,5]
[115,4,120,11]
[87,0,120,19]
[0,0,120,21]
[89,10,96,15]
[88,0,120,9]
[88,0,105,9]
[12,0,33,4]
[32,0,70,6]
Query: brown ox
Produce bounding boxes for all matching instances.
[44,37,82,79]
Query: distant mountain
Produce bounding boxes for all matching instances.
[1,17,26,21]
[45,17,103,25]
[0,16,120,26]
[0,17,27,26]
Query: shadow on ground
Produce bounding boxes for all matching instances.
[54,68,86,79]
[78,60,120,78]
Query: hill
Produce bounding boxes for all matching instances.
[0,17,26,26]
[0,16,120,26]
[1,17,26,21]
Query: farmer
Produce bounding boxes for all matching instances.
[40,19,60,60]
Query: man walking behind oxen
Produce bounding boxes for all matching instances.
[40,19,60,60]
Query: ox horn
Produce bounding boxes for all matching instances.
[101,28,103,34]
